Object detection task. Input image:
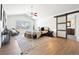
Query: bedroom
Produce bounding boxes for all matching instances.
[0,4,79,55]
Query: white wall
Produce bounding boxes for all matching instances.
[68,14,76,29]
[76,13,79,41]
[68,13,79,41]
[6,14,35,30]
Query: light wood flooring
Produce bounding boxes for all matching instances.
[0,37,21,55]
[28,37,79,55]
[0,36,79,55]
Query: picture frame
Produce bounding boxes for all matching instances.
[67,21,71,27]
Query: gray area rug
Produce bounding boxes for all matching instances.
[16,34,37,54]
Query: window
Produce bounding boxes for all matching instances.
[16,20,32,30]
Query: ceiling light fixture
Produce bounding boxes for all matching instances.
[30,5,38,17]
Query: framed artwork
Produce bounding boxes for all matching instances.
[67,21,71,27]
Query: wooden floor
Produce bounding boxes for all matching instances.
[0,37,21,55]
[0,36,79,55]
[28,37,79,55]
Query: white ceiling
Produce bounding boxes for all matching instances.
[3,4,79,18]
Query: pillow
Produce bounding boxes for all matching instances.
[44,27,49,31]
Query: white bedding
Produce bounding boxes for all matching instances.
[25,30,41,39]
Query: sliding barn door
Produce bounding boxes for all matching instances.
[56,16,67,39]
